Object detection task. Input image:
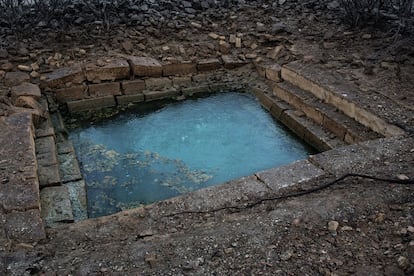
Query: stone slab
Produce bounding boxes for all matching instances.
[0,112,40,212]
[121,80,146,95]
[4,71,30,87]
[11,82,41,102]
[172,76,192,87]
[5,209,45,242]
[144,89,179,101]
[58,152,82,183]
[145,78,173,90]
[128,56,163,77]
[197,58,222,71]
[116,94,145,105]
[41,65,85,89]
[56,140,75,154]
[309,136,414,176]
[67,96,116,113]
[164,175,271,212]
[89,82,121,97]
[256,160,325,192]
[252,87,275,111]
[163,62,197,76]
[85,58,130,82]
[35,136,57,166]
[38,164,61,187]
[40,186,74,226]
[65,180,88,221]
[54,85,88,103]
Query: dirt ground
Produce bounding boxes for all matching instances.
[1,0,414,275]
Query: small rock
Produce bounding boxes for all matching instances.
[362,34,372,39]
[327,0,340,10]
[162,45,170,51]
[121,41,133,52]
[374,213,385,223]
[407,226,414,233]
[323,42,337,49]
[229,34,236,44]
[397,256,409,270]
[79,49,86,55]
[31,63,40,71]
[328,220,339,232]
[30,71,40,78]
[0,70,5,79]
[208,33,219,40]
[235,37,242,48]
[17,65,32,72]
[397,174,409,180]
[219,40,231,54]
[190,22,202,29]
[250,43,258,50]
[279,0,287,4]
[256,22,266,32]
[341,226,353,231]
[280,250,293,261]
[246,53,257,59]
[1,62,13,71]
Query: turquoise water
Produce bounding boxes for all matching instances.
[70,92,314,217]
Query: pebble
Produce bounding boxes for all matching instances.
[30,71,40,78]
[17,65,32,72]
[208,33,219,40]
[328,220,339,232]
[397,174,409,180]
[362,34,372,39]
[408,226,414,233]
[397,256,409,269]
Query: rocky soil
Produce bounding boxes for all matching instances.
[1,0,414,275]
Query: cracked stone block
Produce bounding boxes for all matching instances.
[121,80,146,95]
[56,139,75,155]
[128,56,163,77]
[11,82,41,102]
[145,77,172,90]
[197,58,222,71]
[256,160,325,192]
[58,153,82,183]
[41,65,85,89]
[40,186,74,226]
[65,180,88,221]
[221,55,247,69]
[5,209,45,242]
[85,58,130,82]
[89,82,121,97]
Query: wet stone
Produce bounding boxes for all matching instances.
[58,153,82,183]
[38,164,61,187]
[65,180,88,221]
[35,136,58,166]
[40,186,74,226]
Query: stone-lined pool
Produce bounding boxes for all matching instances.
[69,92,315,217]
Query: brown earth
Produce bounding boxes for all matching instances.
[1,1,414,275]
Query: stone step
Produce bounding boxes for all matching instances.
[273,81,382,144]
[252,87,347,152]
[281,61,407,137]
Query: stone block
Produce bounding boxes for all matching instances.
[221,55,247,69]
[85,58,130,82]
[5,209,45,242]
[35,136,58,166]
[144,89,179,101]
[14,96,46,117]
[67,96,116,113]
[128,56,163,77]
[256,160,325,192]
[38,164,61,187]
[4,71,30,87]
[89,82,121,97]
[11,82,41,101]
[176,176,270,211]
[116,94,145,105]
[172,76,192,87]
[252,87,275,111]
[57,140,75,154]
[122,80,146,95]
[65,180,88,221]
[40,186,74,226]
[197,58,222,71]
[145,78,172,90]
[0,178,40,212]
[41,65,85,89]
[54,85,88,103]
[265,64,282,82]
[58,152,82,183]
[182,86,210,96]
[163,62,197,76]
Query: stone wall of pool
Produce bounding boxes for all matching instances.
[1,54,406,238]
